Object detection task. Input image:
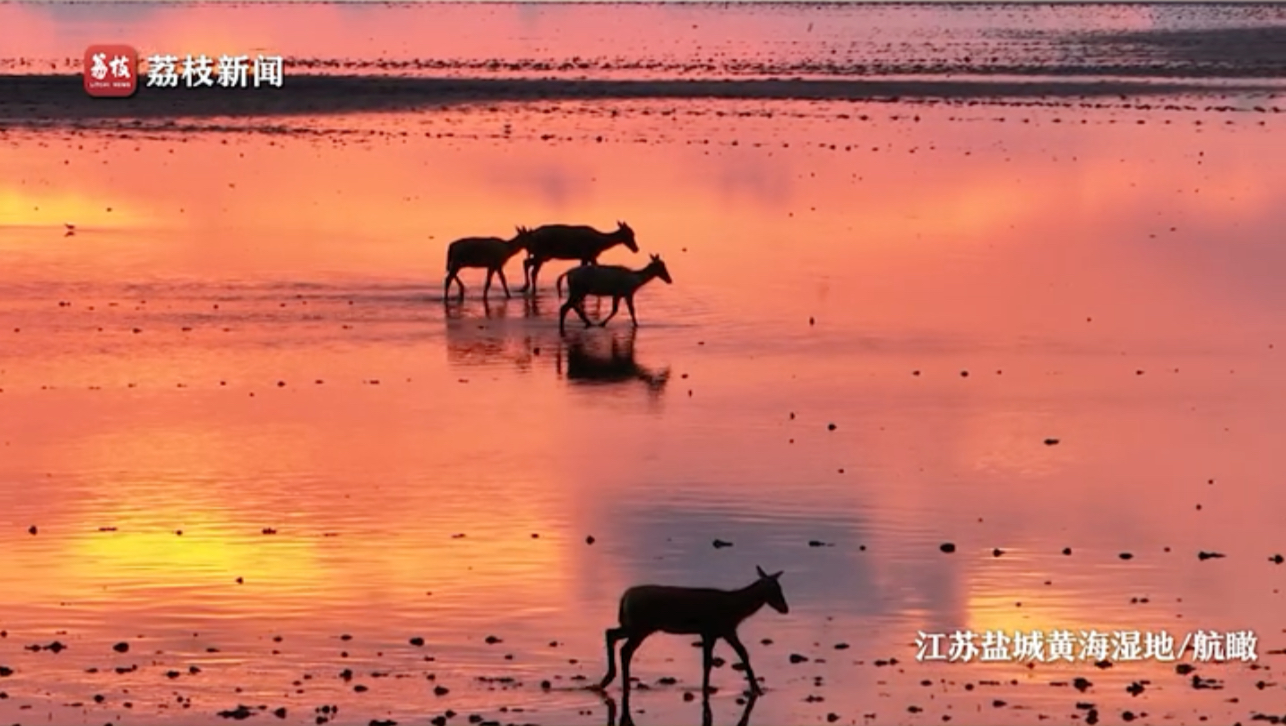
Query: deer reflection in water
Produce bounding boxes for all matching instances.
[443,296,544,371]
[557,327,670,392]
[599,688,757,726]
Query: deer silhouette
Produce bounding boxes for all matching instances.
[597,566,789,699]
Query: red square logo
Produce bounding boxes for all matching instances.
[84,45,139,97]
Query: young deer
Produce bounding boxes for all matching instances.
[557,254,672,334]
[597,566,789,697]
[443,227,532,301]
[518,221,640,294]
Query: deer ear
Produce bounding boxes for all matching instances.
[756,565,768,579]
[772,570,784,580]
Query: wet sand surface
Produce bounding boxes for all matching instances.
[4,95,1286,725]
[2,73,1285,125]
[4,3,1286,726]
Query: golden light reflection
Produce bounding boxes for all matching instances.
[0,188,154,236]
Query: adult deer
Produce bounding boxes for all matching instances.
[443,226,532,301]
[518,221,639,294]
[557,254,672,334]
[597,566,789,698]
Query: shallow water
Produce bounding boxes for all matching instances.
[3,91,1286,723]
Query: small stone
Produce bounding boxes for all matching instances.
[940,542,956,553]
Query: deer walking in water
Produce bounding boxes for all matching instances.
[597,566,789,698]
[443,227,532,301]
[518,222,639,294]
[557,254,672,334]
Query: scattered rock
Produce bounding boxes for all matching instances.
[1044,438,1060,445]
[1197,551,1225,560]
[940,542,956,553]
[1119,552,1133,560]
[217,705,255,720]
[409,637,425,647]
[712,539,734,548]
[789,653,809,664]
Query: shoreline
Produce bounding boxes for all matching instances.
[1,74,1282,126]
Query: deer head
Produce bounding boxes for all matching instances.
[755,565,789,614]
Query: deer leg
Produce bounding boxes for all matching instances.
[626,295,639,326]
[559,298,574,335]
[573,298,595,328]
[483,269,494,301]
[619,634,646,696]
[448,271,467,302]
[599,627,626,689]
[736,690,759,726]
[519,257,533,293]
[443,271,455,301]
[701,635,716,696]
[497,268,511,299]
[528,258,545,293]
[724,632,763,696]
[600,296,621,327]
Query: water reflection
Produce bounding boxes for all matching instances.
[602,689,757,726]
[443,295,543,370]
[442,296,669,394]
[557,327,669,392]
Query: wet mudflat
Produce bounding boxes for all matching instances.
[2,95,1286,725]
[2,3,1286,724]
